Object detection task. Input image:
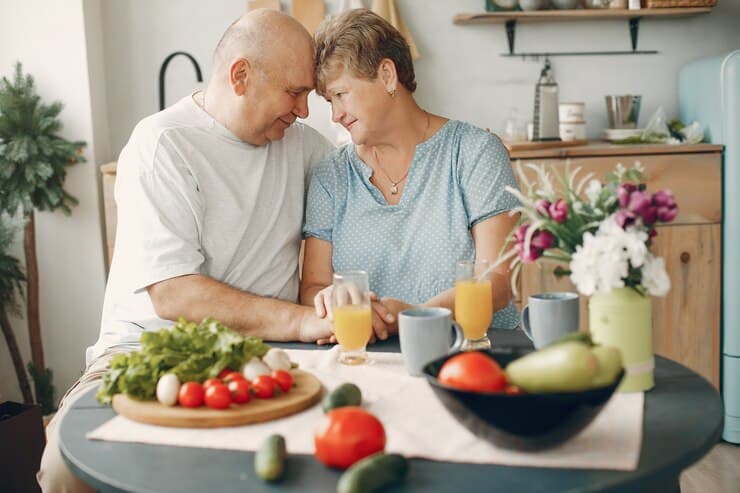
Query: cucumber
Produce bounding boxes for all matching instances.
[322,382,362,413]
[337,453,409,493]
[254,434,286,482]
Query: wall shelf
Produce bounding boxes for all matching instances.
[453,8,712,58]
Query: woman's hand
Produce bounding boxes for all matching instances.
[313,285,334,319]
[378,297,413,336]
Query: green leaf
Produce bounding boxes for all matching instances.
[95,318,271,403]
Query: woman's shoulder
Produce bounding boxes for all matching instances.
[445,120,506,149]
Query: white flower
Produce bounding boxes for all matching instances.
[598,216,648,268]
[569,214,659,296]
[569,232,627,296]
[585,179,602,206]
[642,254,671,296]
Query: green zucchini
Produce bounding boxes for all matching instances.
[322,382,362,413]
[254,434,286,482]
[337,453,409,493]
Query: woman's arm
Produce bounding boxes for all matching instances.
[299,237,334,309]
[422,211,520,314]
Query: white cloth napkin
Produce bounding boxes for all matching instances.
[88,348,643,470]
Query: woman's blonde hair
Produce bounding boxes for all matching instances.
[313,9,416,97]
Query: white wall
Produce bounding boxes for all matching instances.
[102,0,740,152]
[0,0,107,405]
[0,0,739,405]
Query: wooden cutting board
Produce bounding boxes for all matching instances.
[292,0,325,34]
[247,0,281,12]
[112,370,323,428]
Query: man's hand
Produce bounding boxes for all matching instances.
[298,309,334,343]
[379,297,413,335]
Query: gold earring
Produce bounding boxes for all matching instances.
[387,88,396,98]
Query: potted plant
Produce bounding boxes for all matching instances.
[498,162,678,392]
[0,62,85,413]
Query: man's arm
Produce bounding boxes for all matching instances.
[148,274,332,343]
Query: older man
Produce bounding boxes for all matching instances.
[38,10,333,492]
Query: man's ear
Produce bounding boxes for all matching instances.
[230,58,251,96]
[378,58,398,93]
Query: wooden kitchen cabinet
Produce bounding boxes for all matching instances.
[509,143,723,388]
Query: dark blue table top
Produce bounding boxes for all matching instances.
[60,330,723,493]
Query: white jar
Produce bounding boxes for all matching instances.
[559,122,587,141]
[559,102,586,123]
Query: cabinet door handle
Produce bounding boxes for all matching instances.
[680,252,691,264]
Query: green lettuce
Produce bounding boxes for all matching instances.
[96,318,270,404]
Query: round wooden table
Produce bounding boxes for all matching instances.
[59,331,723,493]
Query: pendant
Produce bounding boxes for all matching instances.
[391,183,399,195]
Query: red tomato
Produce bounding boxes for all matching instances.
[314,407,386,469]
[223,371,245,384]
[504,385,526,396]
[272,370,293,393]
[252,375,277,399]
[217,368,232,379]
[228,379,251,404]
[178,382,204,408]
[203,377,222,389]
[204,383,232,409]
[437,352,507,393]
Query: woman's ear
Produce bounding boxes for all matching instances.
[378,58,399,94]
[229,58,251,96]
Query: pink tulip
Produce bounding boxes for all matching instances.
[513,224,529,243]
[627,191,657,225]
[618,184,637,208]
[548,199,568,224]
[515,242,542,263]
[534,199,551,217]
[657,206,678,223]
[652,189,676,209]
[615,210,636,229]
[531,230,555,250]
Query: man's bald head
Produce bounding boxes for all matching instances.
[213,9,313,77]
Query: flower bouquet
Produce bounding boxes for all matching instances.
[498,162,679,392]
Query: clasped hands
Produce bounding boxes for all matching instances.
[312,285,412,345]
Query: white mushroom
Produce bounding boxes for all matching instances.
[262,348,292,371]
[156,373,180,406]
[241,356,271,380]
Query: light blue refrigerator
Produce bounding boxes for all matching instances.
[679,50,740,444]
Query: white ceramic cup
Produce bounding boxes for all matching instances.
[399,308,464,377]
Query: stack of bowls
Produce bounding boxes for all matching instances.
[559,102,586,141]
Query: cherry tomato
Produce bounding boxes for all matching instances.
[223,371,245,384]
[504,385,526,396]
[272,370,293,393]
[252,375,277,399]
[437,352,507,393]
[178,382,204,408]
[204,383,232,409]
[203,377,222,389]
[314,407,386,469]
[217,368,232,379]
[228,379,251,404]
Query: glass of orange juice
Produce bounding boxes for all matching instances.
[332,271,373,365]
[455,260,493,350]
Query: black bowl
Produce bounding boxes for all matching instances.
[422,347,624,450]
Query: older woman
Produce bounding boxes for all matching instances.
[300,9,520,342]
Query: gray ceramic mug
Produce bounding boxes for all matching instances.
[521,292,580,349]
[399,307,464,377]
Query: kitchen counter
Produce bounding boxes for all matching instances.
[508,142,722,160]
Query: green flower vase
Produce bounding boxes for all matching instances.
[589,287,654,392]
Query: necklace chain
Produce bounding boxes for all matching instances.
[373,111,430,195]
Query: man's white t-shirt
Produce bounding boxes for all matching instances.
[87,95,333,364]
